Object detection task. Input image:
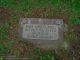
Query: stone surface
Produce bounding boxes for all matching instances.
[19,18,64,49]
[22,24,59,40]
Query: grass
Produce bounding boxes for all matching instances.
[0,23,9,40]
[0,44,9,56]
[0,57,4,60]
[0,0,80,60]
[32,48,58,60]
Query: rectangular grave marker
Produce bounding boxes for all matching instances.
[19,18,64,49]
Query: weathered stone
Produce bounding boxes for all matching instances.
[19,18,64,49]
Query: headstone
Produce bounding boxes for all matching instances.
[19,18,64,49]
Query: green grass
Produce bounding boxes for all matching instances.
[33,48,58,60]
[0,0,80,24]
[0,44,9,56]
[0,23,9,40]
[0,57,4,60]
[0,0,80,60]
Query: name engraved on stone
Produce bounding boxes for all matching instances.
[22,24,59,40]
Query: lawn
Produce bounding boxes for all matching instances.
[0,0,80,60]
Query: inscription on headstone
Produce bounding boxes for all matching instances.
[22,24,59,40]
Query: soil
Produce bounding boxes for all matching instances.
[0,8,12,25]
[27,7,71,24]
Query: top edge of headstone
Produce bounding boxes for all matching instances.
[20,18,63,20]
[20,18,63,25]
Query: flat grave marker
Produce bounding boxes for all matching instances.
[20,18,64,49]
